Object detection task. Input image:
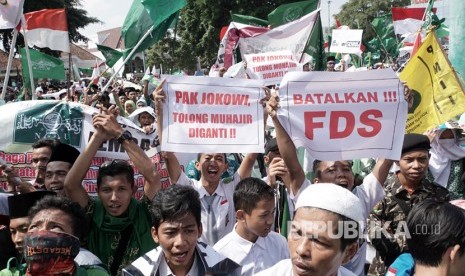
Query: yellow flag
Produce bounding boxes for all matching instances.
[400,31,465,134]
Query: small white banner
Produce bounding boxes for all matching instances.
[330,29,363,55]
[245,50,302,86]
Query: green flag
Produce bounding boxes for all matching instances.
[21,47,65,87]
[370,14,399,62]
[231,13,268,27]
[267,0,319,28]
[96,44,123,68]
[304,13,325,71]
[79,67,93,76]
[79,67,94,77]
[122,0,180,59]
[141,0,186,27]
[371,14,394,40]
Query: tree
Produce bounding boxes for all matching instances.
[156,0,304,72]
[146,29,181,74]
[335,0,410,43]
[1,0,100,56]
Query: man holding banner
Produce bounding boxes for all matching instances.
[266,86,395,276]
[64,106,161,275]
[155,78,260,246]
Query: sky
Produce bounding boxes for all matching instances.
[80,0,349,42]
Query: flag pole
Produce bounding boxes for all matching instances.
[102,25,155,92]
[0,28,19,101]
[20,15,36,99]
[1,0,25,102]
[67,52,72,99]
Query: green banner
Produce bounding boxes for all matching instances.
[14,102,83,147]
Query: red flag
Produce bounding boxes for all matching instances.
[334,16,342,28]
[411,32,422,56]
[20,9,70,52]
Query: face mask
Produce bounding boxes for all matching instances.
[24,230,80,276]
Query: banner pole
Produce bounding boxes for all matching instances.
[20,15,36,99]
[102,25,155,92]
[67,52,72,99]
[1,28,19,101]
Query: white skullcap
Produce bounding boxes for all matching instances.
[127,106,156,125]
[295,183,364,222]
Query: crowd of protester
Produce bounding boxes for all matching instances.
[0,56,464,276]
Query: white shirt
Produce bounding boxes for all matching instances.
[213,226,289,275]
[255,259,357,276]
[289,173,385,276]
[158,253,198,276]
[347,172,385,276]
[177,171,241,245]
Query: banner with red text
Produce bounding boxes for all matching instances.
[278,69,408,160]
[162,76,265,153]
[245,50,302,86]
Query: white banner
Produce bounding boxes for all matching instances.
[162,76,265,153]
[278,69,408,160]
[0,100,159,158]
[245,50,302,86]
[238,10,319,62]
[330,29,363,55]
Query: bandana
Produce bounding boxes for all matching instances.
[24,230,80,276]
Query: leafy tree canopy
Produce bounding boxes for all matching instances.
[148,0,306,72]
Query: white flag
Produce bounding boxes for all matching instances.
[0,0,23,29]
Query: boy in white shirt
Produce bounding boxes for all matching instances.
[123,185,240,276]
[155,82,257,246]
[214,177,289,275]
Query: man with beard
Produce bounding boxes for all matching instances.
[256,184,363,276]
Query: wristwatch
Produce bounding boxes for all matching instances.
[117,130,132,144]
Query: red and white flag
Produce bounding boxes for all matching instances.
[0,0,23,29]
[91,61,100,85]
[21,8,70,52]
[210,22,269,73]
[391,7,435,36]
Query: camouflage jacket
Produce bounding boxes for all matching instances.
[367,174,450,275]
